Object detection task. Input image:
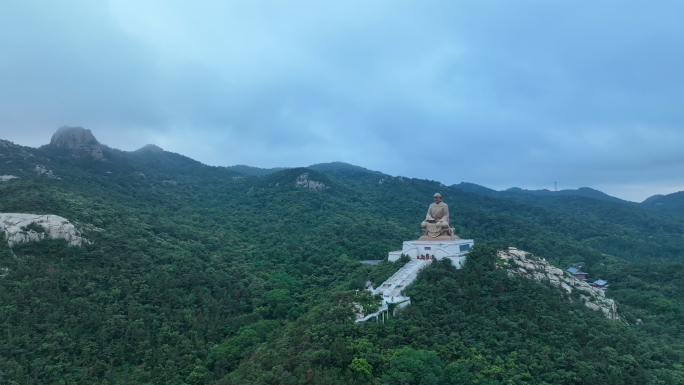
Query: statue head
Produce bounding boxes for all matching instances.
[434,193,442,204]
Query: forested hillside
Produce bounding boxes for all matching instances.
[1,138,684,384]
[641,190,684,216]
[503,186,628,204]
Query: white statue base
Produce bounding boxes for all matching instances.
[388,238,474,268]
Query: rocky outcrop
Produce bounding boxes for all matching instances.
[498,248,619,320]
[295,173,327,191]
[35,165,56,177]
[50,126,103,160]
[0,140,33,160]
[0,175,18,182]
[0,213,91,247]
[378,176,404,185]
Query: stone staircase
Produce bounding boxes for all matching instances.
[355,304,388,323]
[374,259,430,299]
[356,259,431,323]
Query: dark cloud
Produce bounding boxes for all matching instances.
[1,0,683,201]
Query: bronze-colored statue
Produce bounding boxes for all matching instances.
[420,193,456,239]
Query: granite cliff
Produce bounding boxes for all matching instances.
[50,126,103,160]
[295,173,327,190]
[0,213,90,247]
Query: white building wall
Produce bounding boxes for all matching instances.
[388,239,474,266]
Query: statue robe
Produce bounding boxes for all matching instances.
[425,202,449,225]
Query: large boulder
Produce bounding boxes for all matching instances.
[0,213,90,247]
[50,126,103,160]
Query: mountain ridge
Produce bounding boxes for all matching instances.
[504,186,628,203]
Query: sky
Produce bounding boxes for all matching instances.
[1,1,683,202]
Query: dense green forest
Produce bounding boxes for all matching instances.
[1,139,684,384]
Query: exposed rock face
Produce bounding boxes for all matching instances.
[295,173,327,191]
[0,175,18,181]
[0,213,91,247]
[50,126,103,160]
[35,165,55,177]
[378,176,404,185]
[499,248,619,320]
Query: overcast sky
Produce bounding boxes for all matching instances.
[1,1,683,202]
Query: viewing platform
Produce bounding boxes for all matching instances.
[387,238,474,268]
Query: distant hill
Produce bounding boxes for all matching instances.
[226,162,380,178]
[226,164,287,176]
[642,194,665,204]
[451,183,627,204]
[451,182,498,195]
[504,186,627,203]
[641,190,684,213]
[308,161,382,175]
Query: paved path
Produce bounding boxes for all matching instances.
[374,259,430,299]
[356,259,431,323]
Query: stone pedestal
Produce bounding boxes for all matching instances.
[417,233,458,241]
[387,238,474,268]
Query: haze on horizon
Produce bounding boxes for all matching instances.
[1,1,683,202]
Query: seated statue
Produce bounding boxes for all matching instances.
[421,193,455,238]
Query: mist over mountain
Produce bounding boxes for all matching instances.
[49,126,103,160]
[2,127,684,383]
